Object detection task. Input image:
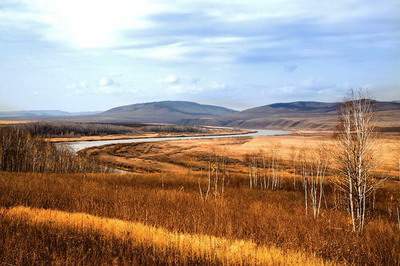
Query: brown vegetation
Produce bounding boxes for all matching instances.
[1,206,327,265]
[14,121,140,137]
[0,171,399,265]
[0,127,106,173]
[81,134,400,179]
[1,96,400,264]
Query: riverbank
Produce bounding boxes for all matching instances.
[64,129,288,152]
[49,128,254,143]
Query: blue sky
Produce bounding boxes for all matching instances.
[0,0,399,111]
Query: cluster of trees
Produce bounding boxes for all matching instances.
[203,90,391,233]
[144,125,208,134]
[11,122,210,138]
[15,122,137,137]
[0,127,107,173]
[198,153,230,200]
[243,144,283,190]
[242,144,331,219]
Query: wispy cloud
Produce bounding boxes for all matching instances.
[0,0,399,111]
[3,0,398,61]
[99,77,116,87]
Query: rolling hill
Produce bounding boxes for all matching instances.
[0,110,100,119]
[0,110,71,118]
[2,100,399,131]
[217,100,400,130]
[95,101,237,124]
[93,100,400,130]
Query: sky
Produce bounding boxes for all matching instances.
[0,0,399,112]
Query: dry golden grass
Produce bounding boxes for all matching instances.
[1,171,399,265]
[46,133,159,142]
[0,120,32,125]
[1,131,399,265]
[82,134,400,178]
[1,206,329,265]
[48,127,250,142]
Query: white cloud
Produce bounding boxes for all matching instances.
[99,77,115,87]
[6,0,395,49]
[67,78,131,96]
[136,42,194,61]
[160,75,226,95]
[163,74,180,84]
[2,0,398,65]
[6,0,168,49]
[209,81,226,90]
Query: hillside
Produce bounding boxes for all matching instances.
[0,110,100,119]
[96,101,237,124]
[2,100,399,131]
[217,100,400,130]
[0,110,70,118]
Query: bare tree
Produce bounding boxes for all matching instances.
[308,146,330,218]
[397,205,400,230]
[335,89,378,232]
[270,143,281,190]
[397,143,400,181]
[0,127,106,173]
[199,152,228,200]
[299,147,310,215]
[289,146,299,189]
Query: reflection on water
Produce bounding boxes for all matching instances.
[64,129,288,152]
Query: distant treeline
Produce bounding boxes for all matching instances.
[10,122,210,137]
[0,127,107,173]
[14,122,138,137]
[143,125,208,133]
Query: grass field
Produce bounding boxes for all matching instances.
[81,133,400,179]
[1,206,328,265]
[1,130,400,264]
[0,120,31,125]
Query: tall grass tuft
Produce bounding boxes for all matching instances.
[1,206,329,265]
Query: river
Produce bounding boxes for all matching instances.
[65,129,289,152]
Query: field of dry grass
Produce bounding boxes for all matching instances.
[81,133,400,178]
[1,162,399,264]
[45,127,250,143]
[1,132,400,265]
[0,120,31,125]
[1,206,327,265]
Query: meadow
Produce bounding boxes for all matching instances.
[1,136,400,265]
[1,120,400,264]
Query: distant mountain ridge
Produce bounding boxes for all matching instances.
[105,101,236,116]
[95,100,400,130]
[218,100,400,130]
[2,100,399,131]
[96,101,237,124]
[0,110,100,119]
[0,110,70,118]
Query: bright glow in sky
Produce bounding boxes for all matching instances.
[0,0,399,111]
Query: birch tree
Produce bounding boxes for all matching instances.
[335,89,377,232]
[308,146,329,218]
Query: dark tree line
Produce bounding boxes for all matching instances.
[143,125,208,134]
[11,122,209,138]
[14,122,138,138]
[0,127,107,173]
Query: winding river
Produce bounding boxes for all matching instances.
[65,129,289,152]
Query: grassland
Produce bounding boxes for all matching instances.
[0,120,31,125]
[6,121,249,142]
[1,128,399,265]
[0,171,398,265]
[81,133,400,179]
[1,206,328,265]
